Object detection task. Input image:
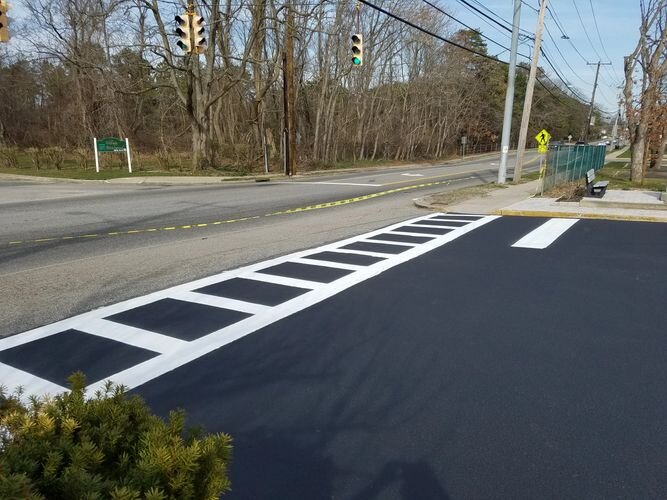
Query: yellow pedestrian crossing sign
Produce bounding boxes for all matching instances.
[535,129,551,146]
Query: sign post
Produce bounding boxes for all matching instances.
[94,137,133,173]
[125,138,133,173]
[93,138,100,173]
[535,128,551,195]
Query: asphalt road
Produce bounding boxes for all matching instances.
[0,152,539,336]
[1,214,665,498]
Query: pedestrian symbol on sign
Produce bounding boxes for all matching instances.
[535,129,551,146]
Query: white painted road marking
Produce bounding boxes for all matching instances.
[0,213,499,398]
[284,181,380,187]
[512,218,579,249]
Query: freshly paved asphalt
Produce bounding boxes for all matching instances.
[122,216,667,499]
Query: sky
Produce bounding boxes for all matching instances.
[445,0,641,115]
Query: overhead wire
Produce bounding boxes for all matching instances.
[420,0,531,59]
[587,0,622,83]
[358,0,567,102]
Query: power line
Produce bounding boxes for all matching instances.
[358,0,564,102]
[545,5,586,64]
[587,0,622,82]
[540,48,588,103]
[571,0,602,61]
[543,22,589,86]
[357,0,507,64]
[454,0,533,37]
[469,0,534,36]
[420,0,531,59]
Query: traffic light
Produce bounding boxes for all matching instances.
[351,33,363,66]
[193,15,206,54]
[0,0,9,43]
[175,13,191,53]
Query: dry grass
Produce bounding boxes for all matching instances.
[428,183,506,207]
[543,180,586,201]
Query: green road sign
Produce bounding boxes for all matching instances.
[96,137,126,152]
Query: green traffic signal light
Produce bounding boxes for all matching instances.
[351,33,363,67]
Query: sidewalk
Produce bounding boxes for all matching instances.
[415,178,667,223]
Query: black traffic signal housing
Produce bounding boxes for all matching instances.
[351,33,363,66]
[193,15,206,54]
[175,13,191,53]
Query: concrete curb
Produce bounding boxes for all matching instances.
[497,209,667,224]
[0,151,507,186]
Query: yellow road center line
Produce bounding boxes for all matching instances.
[3,175,473,246]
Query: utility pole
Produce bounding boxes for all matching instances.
[497,0,522,184]
[512,0,548,183]
[282,0,296,176]
[611,93,623,147]
[583,61,612,142]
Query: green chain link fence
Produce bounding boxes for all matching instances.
[542,145,607,192]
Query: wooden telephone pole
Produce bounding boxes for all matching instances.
[283,0,296,176]
[513,0,548,183]
[583,61,612,142]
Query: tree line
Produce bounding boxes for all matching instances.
[0,0,596,172]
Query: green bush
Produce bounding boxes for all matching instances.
[0,373,232,500]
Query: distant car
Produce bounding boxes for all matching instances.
[548,140,563,149]
[575,140,586,145]
[605,140,611,145]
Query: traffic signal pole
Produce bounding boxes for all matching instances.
[497,0,522,184]
[513,0,547,183]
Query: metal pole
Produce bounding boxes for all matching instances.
[498,0,522,184]
[513,0,548,183]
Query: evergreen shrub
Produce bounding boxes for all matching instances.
[0,373,232,500]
